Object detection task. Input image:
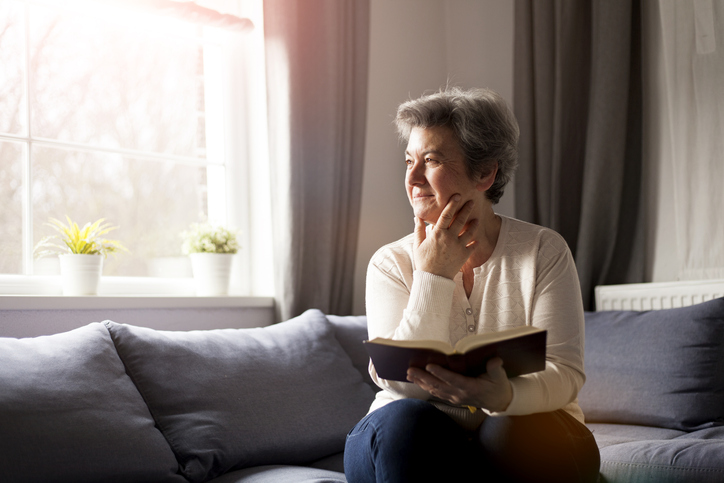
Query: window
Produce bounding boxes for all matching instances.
[0,0,272,296]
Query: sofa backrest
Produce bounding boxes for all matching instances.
[0,309,377,483]
[0,323,185,483]
[326,314,377,392]
[578,297,724,431]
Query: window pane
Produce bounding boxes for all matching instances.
[32,146,208,276]
[28,4,205,158]
[0,1,26,136]
[0,141,24,274]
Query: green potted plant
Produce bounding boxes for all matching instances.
[181,223,240,296]
[35,216,127,296]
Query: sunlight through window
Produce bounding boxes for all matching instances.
[0,0,265,294]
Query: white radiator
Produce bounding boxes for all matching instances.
[594,279,724,311]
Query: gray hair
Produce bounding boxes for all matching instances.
[395,87,519,204]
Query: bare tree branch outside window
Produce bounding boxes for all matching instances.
[0,0,224,277]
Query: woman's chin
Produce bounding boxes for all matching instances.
[414,213,439,226]
[411,203,441,224]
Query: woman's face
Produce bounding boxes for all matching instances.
[405,125,480,224]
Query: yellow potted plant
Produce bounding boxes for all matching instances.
[35,216,127,296]
[181,223,240,296]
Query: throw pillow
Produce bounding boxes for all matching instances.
[105,309,376,483]
[326,314,377,391]
[0,323,184,483]
[578,297,724,430]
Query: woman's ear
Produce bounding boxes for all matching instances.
[476,162,498,192]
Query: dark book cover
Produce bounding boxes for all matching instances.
[364,330,547,382]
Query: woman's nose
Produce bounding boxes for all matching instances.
[407,160,426,185]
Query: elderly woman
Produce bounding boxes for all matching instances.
[344,88,600,483]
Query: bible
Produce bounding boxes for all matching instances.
[364,326,547,382]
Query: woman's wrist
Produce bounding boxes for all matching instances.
[416,262,459,280]
[480,380,513,413]
[408,270,456,316]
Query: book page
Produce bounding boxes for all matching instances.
[453,326,543,353]
[365,338,455,355]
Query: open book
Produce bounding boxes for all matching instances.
[364,326,547,382]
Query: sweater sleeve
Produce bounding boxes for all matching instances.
[485,234,586,417]
[365,245,456,401]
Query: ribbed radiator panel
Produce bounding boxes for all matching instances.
[594,279,724,311]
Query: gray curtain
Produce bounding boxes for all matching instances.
[263,0,370,321]
[514,0,644,309]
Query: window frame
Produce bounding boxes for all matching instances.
[0,0,274,299]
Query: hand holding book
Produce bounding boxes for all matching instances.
[407,355,513,413]
[364,326,547,382]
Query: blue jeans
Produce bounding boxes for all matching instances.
[344,399,600,483]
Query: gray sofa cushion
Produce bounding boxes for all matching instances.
[326,314,376,391]
[0,323,184,483]
[587,423,687,449]
[308,451,345,473]
[588,424,724,483]
[579,297,724,431]
[205,465,347,483]
[105,309,375,483]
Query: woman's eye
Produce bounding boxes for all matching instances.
[425,157,438,164]
[405,159,413,166]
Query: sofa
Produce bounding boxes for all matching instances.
[0,309,375,483]
[578,296,724,483]
[2,297,724,483]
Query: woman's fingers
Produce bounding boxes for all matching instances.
[449,198,475,232]
[413,194,479,278]
[443,197,478,249]
[435,194,462,231]
[408,360,513,412]
[435,194,475,234]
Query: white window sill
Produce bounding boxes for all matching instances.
[0,294,275,310]
[0,275,274,310]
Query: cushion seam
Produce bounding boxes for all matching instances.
[103,321,192,482]
[603,460,724,473]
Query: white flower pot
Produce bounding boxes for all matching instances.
[189,253,234,296]
[59,254,103,296]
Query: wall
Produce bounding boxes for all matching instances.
[352,0,515,315]
[0,305,274,338]
[0,296,275,338]
[0,0,511,336]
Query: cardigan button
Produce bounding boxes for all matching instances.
[468,325,475,332]
[465,308,473,315]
